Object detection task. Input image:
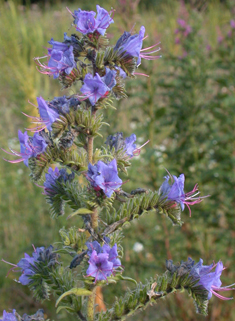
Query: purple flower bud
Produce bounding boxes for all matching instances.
[80,73,110,106]
[0,310,17,321]
[48,95,80,114]
[116,66,127,79]
[73,5,114,36]
[87,159,122,197]
[190,259,235,300]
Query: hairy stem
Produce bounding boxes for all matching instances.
[87,287,96,321]
[91,207,99,231]
[88,136,94,164]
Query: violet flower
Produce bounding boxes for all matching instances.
[0,310,17,321]
[114,26,161,66]
[73,5,114,36]
[87,159,122,197]
[86,251,113,282]
[17,247,45,285]
[3,131,47,166]
[190,259,235,300]
[160,173,206,216]
[80,73,110,106]
[86,241,122,282]
[35,38,76,79]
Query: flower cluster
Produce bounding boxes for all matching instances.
[0,310,17,321]
[86,240,122,282]
[72,5,114,36]
[16,245,58,286]
[160,173,206,216]
[87,159,122,198]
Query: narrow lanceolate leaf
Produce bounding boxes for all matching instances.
[67,208,94,219]
[56,288,92,307]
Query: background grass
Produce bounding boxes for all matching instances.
[0,0,234,320]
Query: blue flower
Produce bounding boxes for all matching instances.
[17,247,45,285]
[86,251,113,282]
[73,5,114,36]
[160,173,205,216]
[47,44,76,79]
[0,310,17,321]
[80,73,109,106]
[190,259,235,300]
[16,131,47,166]
[86,241,122,282]
[36,96,59,131]
[87,159,122,197]
[114,26,145,65]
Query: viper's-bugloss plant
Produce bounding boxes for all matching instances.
[1,3,234,321]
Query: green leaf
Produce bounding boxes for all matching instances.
[56,305,76,314]
[67,208,94,219]
[118,275,138,285]
[56,288,92,307]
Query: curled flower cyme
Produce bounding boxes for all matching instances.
[2,131,47,166]
[44,167,75,196]
[87,159,122,197]
[160,173,207,216]
[0,310,17,321]
[72,5,114,35]
[17,247,45,285]
[190,259,235,300]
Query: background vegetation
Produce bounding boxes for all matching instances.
[0,0,234,320]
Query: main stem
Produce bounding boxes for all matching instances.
[87,288,96,321]
[87,134,98,321]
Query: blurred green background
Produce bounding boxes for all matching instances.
[0,0,234,320]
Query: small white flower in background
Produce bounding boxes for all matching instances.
[133,242,144,253]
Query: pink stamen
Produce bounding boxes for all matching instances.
[134,72,149,77]
[140,42,161,52]
[211,289,233,300]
